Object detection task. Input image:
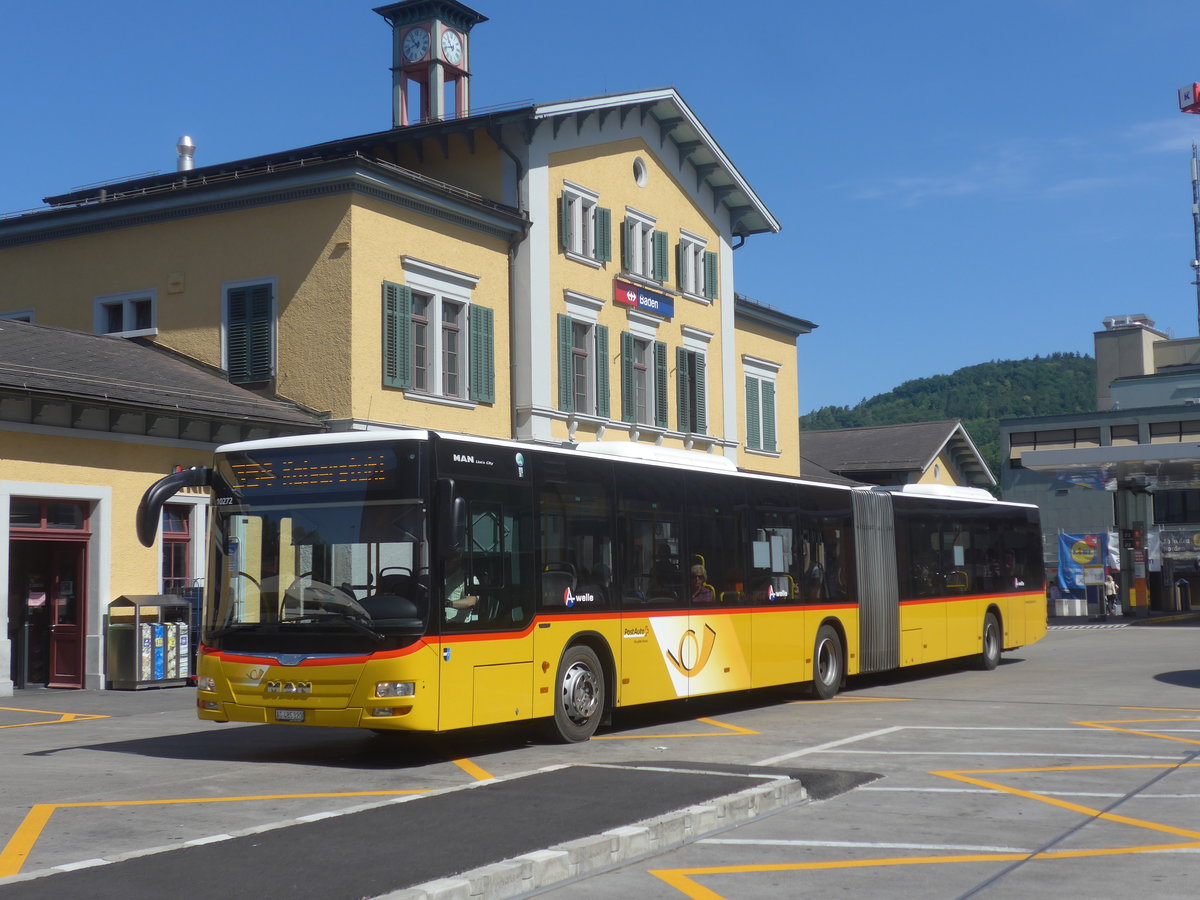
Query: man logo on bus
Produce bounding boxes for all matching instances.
[666,623,717,677]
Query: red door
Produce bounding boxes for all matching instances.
[9,498,90,690]
[48,543,86,688]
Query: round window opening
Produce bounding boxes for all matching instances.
[633,157,648,187]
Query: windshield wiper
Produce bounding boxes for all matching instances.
[288,611,386,642]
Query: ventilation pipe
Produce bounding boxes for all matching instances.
[176,135,195,172]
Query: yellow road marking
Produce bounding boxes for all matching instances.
[1076,716,1200,747]
[593,716,758,740]
[932,763,1200,842]
[0,707,109,729]
[648,716,1200,897]
[451,757,494,780]
[0,790,427,878]
[651,841,1200,898]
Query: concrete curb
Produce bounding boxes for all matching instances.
[379,775,808,900]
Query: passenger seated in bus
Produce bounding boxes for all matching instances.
[690,564,716,603]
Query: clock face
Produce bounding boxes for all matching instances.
[402,27,430,62]
[441,29,463,65]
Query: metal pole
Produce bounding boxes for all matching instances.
[1191,144,1200,335]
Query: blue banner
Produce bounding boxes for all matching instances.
[1057,533,1106,593]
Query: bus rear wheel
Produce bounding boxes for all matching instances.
[549,645,605,743]
[811,625,843,700]
[979,612,1001,670]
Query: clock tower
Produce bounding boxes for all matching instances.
[375,1,488,127]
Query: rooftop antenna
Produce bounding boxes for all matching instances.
[1192,143,1200,335]
[1178,84,1200,333]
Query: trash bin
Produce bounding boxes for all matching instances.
[106,595,191,689]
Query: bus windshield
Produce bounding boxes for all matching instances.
[204,444,431,652]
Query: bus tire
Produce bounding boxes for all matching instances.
[811,625,843,700]
[979,612,1001,671]
[549,644,605,743]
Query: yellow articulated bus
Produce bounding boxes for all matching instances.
[137,430,1045,743]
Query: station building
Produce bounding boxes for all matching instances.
[1001,314,1200,614]
[0,0,815,694]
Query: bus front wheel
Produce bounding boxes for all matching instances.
[979,612,1001,671]
[811,625,843,700]
[549,645,605,743]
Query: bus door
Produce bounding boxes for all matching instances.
[437,481,536,730]
[614,468,689,706]
[683,474,752,698]
[747,504,806,689]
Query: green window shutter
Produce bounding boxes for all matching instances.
[557,314,574,412]
[675,241,685,291]
[620,331,635,423]
[621,217,632,270]
[594,324,610,418]
[746,377,761,451]
[558,195,570,250]
[226,289,249,382]
[694,352,707,435]
[595,207,612,262]
[227,283,273,384]
[382,281,412,389]
[468,304,495,403]
[762,380,776,451]
[676,347,691,432]
[653,230,669,283]
[654,341,668,429]
[703,250,718,300]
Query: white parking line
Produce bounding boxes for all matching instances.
[699,838,1032,853]
[862,786,1200,799]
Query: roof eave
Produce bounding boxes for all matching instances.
[534,88,781,238]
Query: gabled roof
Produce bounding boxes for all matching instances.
[0,320,323,434]
[802,420,996,488]
[797,455,865,486]
[533,88,780,238]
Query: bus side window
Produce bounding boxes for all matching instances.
[617,468,685,609]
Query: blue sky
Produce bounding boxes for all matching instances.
[5,0,1200,412]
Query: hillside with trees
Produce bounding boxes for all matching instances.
[801,353,1096,477]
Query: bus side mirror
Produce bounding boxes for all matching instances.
[436,478,468,559]
[137,466,213,547]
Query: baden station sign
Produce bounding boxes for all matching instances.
[613,278,674,319]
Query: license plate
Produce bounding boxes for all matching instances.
[274,708,305,723]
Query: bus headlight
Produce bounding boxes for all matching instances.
[197,676,217,692]
[375,681,416,698]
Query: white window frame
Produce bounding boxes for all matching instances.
[679,230,708,301]
[627,310,661,428]
[94,289,157,337]
[564,290,605,417]
[402,257,480,406]
[625,208,657,279]
[744,355,782,455]
[563,181,601,266]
